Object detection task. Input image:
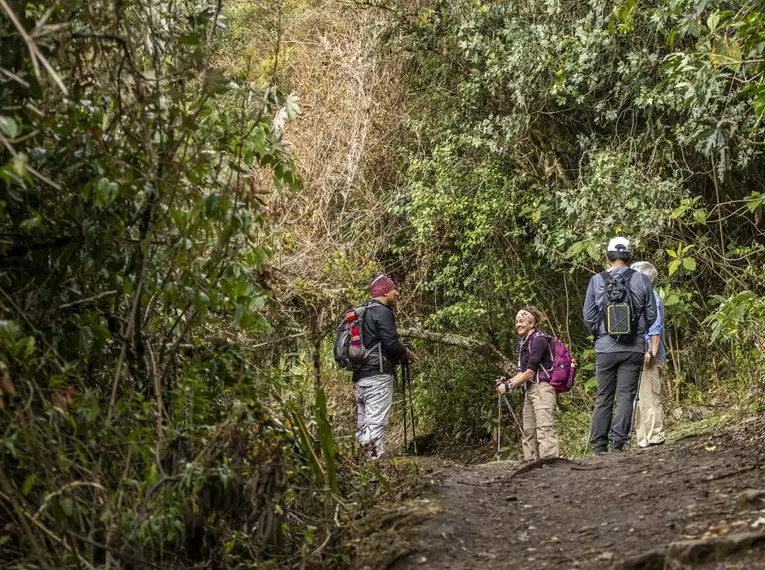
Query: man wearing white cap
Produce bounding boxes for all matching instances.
[583,237,657,455]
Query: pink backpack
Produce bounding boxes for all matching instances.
[531,332,576,393]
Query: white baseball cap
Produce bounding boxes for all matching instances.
[607,236,631,253]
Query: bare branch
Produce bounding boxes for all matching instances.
[399,327,515,376]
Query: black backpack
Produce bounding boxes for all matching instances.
[333,305,371,371]
[600,268,637,337]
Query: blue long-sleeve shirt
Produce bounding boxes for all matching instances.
[645,289,666,361]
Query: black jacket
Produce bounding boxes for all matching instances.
[353,299,407,381]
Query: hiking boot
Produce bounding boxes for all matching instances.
[592,448,608,456]
[610,441,627,453]
[611,446,626,453]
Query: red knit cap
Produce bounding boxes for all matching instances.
[370,274,396,298]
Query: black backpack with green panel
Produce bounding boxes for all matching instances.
[599,268,637,337]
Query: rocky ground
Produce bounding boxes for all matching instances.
[378,416,765,570]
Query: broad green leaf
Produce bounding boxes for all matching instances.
[60,497,73,517]
[669,258,682,276]
[95,178,118,208]
[565,241,586,257]
[203,68,228,95]
[707,12,720,34]
[586,243,601,261]
[664,294,680,306]
[746,192,765,213]
[0,116,18,138]
[21,474,35,495]
[19,217,41,232]
[204,193,221,219]
[670,205,687,219]
[683,257,697,272]
[22,337,35,358]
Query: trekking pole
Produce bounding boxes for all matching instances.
[405,362,417,455]
[400,364,408,455]
[500,393,537,461]
[495,394,502,460]
[582,427,592,458]
[628,358,646,448]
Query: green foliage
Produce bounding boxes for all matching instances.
[705,290,765,344]
[0,0,391,568]
[2,0,765,563]
[374,0,765,443]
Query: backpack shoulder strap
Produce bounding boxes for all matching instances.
[357,301,383,347]
[534,331,555,355]
[623,268,636,280]
[527,331,553,381]
[529,331,548,343]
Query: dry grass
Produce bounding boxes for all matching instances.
[269,1,410,290]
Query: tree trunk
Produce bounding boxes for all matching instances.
[399,327,515,377]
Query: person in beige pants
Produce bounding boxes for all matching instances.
[631,261,666,448]
[496,305,559,460]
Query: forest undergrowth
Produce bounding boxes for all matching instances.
[1,0,765,568]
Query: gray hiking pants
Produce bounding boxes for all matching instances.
[589,351,644,452]
[355,373,394,457]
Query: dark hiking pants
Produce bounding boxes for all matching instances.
[589,351,644,452]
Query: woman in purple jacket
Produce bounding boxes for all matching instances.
[496,305,559,460]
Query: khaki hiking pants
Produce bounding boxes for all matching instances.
[635,359,665,448]
[522,381,559,460]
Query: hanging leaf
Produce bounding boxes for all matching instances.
[746,192,765,213]
[60,497,74,518]
[0,116,18,138]
[21,475,35,495]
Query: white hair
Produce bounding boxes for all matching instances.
[632,261,658,285]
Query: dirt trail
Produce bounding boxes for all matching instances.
[389,417,765,569]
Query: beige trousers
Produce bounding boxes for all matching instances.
[635,359,665,447]
[521,381,559,460]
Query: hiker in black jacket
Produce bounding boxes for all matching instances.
[583,237,657,455]
[354,275,416,458]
